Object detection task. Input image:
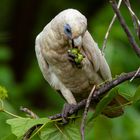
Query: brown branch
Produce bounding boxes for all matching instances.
[110,0,140,57]
[49,70,140,120]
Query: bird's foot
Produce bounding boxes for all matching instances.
[67,50,77,59]
[62,103,77,124]
[67,50,76,64]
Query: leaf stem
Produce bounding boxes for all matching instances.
[3,109,23,118]
[29,121,50,139]
[55,123,69,140]
[0,99,4,110]
[0,99,22,118]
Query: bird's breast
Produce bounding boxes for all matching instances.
[46,48,92,94]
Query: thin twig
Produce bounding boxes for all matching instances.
[110,0,140,57]
[49,70,140,120]
[20,107,40,140]
[130,67,140,82]
[80,86,95,140]
[20,106,39,119]
[123,0,140,38]
[102,0,122,55]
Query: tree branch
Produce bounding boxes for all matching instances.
[110,0,140,57]
[49,70,140,120]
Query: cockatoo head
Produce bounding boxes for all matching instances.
[53,9,87,48]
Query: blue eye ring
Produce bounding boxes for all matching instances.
[64,24,72,37]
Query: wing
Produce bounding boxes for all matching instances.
[35,34,51,82]
[82,31,112,81]
[35,33,77,104]
[82,31,126,117]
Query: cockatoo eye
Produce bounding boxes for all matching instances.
[64,24,72,38]
[66,28,71,33]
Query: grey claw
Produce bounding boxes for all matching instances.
[62,103,77,124]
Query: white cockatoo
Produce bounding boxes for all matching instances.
[35,9,123,118]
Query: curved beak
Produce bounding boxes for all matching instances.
[72,36,82,48]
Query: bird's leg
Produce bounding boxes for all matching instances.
[62,103,77,124]
[59,87,77,124]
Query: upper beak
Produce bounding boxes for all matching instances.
[72,36,82,48]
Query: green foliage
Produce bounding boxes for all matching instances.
[1,134,17,140]
[0,86,8,100]
[118,81,136,100]
[7,117,50,139]
[6,115,94,140]
[93,88,118,118]
[4,85,140,140]
[40,121,81,140]
[133,85,140,103]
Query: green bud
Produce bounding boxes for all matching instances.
[74,58,80,63]
[68,48,84,65]
[0,86,8,100]
[71,48,79,55]
[77,53,84,61]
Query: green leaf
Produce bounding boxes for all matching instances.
[133,85,140,103]
[40,120,81,140]
[6,117,50,138]
[93,88,118,118]
[1,134,17,140]
[39,115,95,140]
[118,82,135,100]
[0,86,8,100]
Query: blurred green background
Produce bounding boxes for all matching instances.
[0,0,140,139]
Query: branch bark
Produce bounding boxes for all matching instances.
[49,70,140,120]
